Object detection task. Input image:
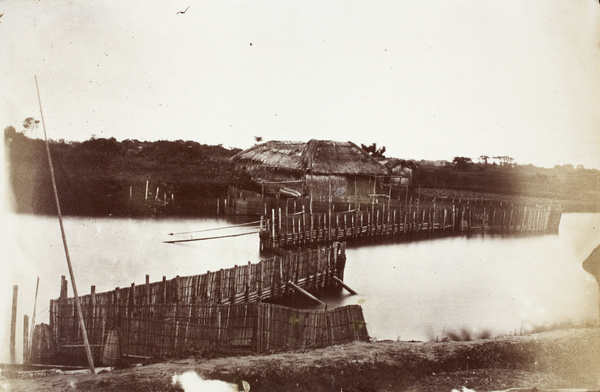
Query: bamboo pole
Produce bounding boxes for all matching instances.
[145,275,150,306]
[287,282,326,306]
[10,285,18,363]
[88,286,96,345]
[332,276,357,295]
[163,230,259,243]
[23,315,29,364]
[35,76,95,374]
[29,277,40,359]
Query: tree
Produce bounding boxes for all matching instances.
[479,155,490,165]
[492,156,515,166]
[361,142,386,158]
[452,156,473,171]
[22,117,40,135]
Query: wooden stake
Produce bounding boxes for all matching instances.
[145,275,150,306]
[10,285,18,363]
[60,275,67,300]
[29,277,40,359]
[23,315,29,364]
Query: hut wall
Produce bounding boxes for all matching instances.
[353,175,378,198]
[305,175,348,199]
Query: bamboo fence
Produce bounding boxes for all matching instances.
[48,302,367,361]
[47,242,364,363]
[260,203,561,250]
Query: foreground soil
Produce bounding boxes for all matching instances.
[2,328,599,392]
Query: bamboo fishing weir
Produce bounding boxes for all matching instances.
[47,242,368,365]
[259,201,562,250]
[227,139,562,250]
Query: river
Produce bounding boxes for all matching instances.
[2,212,599,363]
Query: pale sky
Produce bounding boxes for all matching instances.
[2,0,599,168]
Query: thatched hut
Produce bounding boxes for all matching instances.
[231,139,390,201]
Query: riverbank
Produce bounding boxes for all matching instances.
[2,328,599,392]
[6,133,599,217]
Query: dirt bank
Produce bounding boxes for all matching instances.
[2,328,599,392]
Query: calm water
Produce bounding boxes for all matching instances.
[324,213,600,341]
[2,212,599,362]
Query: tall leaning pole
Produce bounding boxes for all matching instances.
[35,76,95,374]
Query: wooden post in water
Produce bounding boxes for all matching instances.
[245,261,251,302]
[292,216,296,245]
[114,287,121,327]
[10,285,18,363]
[257,262,263,302]
[443,208,447,230]
[468,208,472,232]
[328,206,332,242]
[145,275,150,306]
[129,283,135,317]
[271,209,276,249]
[302,205,307,244]
[23,315,29,364]
[88,285,96,345]
[452,205,456,232]
[29,277,40,360]
[278,208,282,247]
[60,276,68,300]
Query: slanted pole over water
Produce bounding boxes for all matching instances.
[35,76,95,375]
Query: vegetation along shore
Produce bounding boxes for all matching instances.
[4,128,600,217]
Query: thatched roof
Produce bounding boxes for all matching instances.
[301,140,388,176]
[231,141,304,174]
[232,139,389,177]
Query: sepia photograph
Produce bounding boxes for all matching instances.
[1,0,599,391]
